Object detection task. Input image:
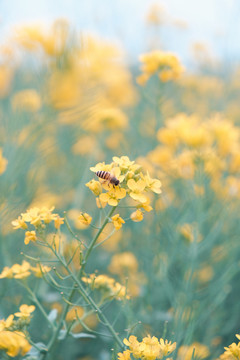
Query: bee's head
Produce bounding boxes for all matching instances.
[114,178,120,186]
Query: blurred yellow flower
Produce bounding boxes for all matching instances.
[108,252,139,275]
[12,216,28,230]
[82,274,129,300]
[0,315,14,331]
[78,213,92,226]
[24,230,37,245]
[0,331,31,357]
[118,350,131,360]
[11,89,41,112]
[14,304,35,318]
[130,209,144,222]
[0,149,8,175]
[31,264,51,278]
[137,50,184,85]
[178,343,209,360]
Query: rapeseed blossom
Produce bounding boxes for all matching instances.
[82,274,129,300]
[14,305,35,318]
[137,50,184,85]
[0,305,35,357]
[12,206,64,245]
[0,261,51,279]
[88,156,162,211]
[78,212,92,226]
[119,335,176,360]
[111,214,125,230]
[218,334,240,360]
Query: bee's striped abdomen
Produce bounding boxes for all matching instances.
[95,171,120,186]
[96,171,111,181]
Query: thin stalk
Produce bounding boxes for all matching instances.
[21,283,55,331]
[51,247,123,349]
[41,205,118,358]
[83,206,116,265]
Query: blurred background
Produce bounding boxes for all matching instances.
[1,1,240,360]
[1,0,240,65]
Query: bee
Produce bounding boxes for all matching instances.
[95,171,120,187]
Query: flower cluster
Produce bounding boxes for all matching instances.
[177,342,210,360]
[0,305,35,357]
[82,274,129,301]
[148,113,240,201]
[0,260,51,279]
[218,334,240,360]
[86,156,161,223]
[12,206,64,244]
[118,335,176,360]
[137,50,184,85]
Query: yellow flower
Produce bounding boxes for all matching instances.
[138,50,184,85]
[118,350,131,360]
[137,198,153,212]
[112,156,135,170]
[31,264,51,278]
[108,252,139,275]
[99,187,126,206]
[0,331,31,357]
[218,335,240,360]
[96,197,108,208]
[178,343,209,360]
[24,230,37,245]
[123,336,145,358]
[111,214,125,230]
[130,209,144,222]
[11,261,31,279]
[90,162,113,173]
[142,172,162,194]
[86,179,102,196]
[12,216,28,230]
[0,315,14,331]
[54,216,64,229]
[78,213,92,226]
[123,335,177,360]
[82,274,129,300]
[159,339,176,357]
[0,266,13,279]
[127,179,147,203]
[14,304,35,318]
[0,149,8,175]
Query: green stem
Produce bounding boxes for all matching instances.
[49,246,123,349]
[83,206,116,266]
[21,283,55,331]
[41,205,118,358]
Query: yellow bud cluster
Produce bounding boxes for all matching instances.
[0,305,35,357]
[0,261,51,279]
[12,206,64,244]
[82,274,129,301]
[118,335,176,360]
[137,50,184,85]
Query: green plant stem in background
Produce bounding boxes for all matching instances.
[21,283,55,331]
